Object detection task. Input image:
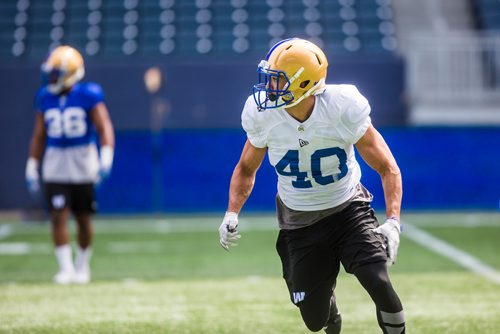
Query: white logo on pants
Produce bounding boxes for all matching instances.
[293,292,305,304]
[52,194,66,209]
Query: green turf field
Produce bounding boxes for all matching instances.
[1,213,499,333]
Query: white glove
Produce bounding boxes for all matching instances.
[25,157,40,194]
[373,217,401,265]
[98,145,114,183]
[219,212,241,251]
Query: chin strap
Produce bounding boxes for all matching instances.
[282,78,326,109]
[64,67,85,88]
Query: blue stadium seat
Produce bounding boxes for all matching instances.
[0,0,399,58]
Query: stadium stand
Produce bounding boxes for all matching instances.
[0,0,398,58]
[391,0,500,124]
[474,0,500,30]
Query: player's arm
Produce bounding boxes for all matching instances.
[90,102,114,148]
[25,112,46,193]
[28,112,46,161]
[355,125,402,220]
[219,140,267,250]
[355,124,402,264]
[228,139,267,213]
[90,102,115,180]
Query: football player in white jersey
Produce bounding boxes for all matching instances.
[219,38,405,333]
[25,46,115,285]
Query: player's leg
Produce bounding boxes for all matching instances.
[46,183,75,284]
[299,283,341,334]
[276,227,340,333]
[75,213,93,249]
[51,207,71,246]
[339,200,405,333]
[353,262,405,333]
[298,283,335,332]
[324,289,342,334]
[71,184,97,284]
[73,213,93,284]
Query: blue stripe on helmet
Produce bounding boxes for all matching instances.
[265,37,300,60]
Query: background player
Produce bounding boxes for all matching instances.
[219,38,405,333]
[25,45,115,284]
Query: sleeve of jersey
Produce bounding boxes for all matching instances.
[33,88,44,113]
[85,83,105,110]
[241,97,267,148]
[339,85,372,144]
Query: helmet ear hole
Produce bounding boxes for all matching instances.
[300,80,310,89]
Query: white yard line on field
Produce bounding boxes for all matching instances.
[0,224,12,240]
[403,222,500,284]
[0,242,51,255]
[106,241,164,253]
[0,242,30,255]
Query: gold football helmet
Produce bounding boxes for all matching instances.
[41,45,85,94]
[253,38,328,110]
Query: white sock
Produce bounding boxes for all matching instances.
[75,246,92,272]
[55,244,74,273]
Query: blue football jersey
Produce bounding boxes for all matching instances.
[34,82,104,148]
[35,82,105,183]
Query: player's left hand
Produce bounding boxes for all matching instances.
[219,212,241,251]
[97,146,114,184]
[373,217,401,265]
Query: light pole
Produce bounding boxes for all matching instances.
[144,67,168,213]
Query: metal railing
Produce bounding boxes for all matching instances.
[407,32,500,106]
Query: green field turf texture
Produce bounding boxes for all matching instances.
[0,213,499,333]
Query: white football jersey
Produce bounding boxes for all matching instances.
[242,84,371,211]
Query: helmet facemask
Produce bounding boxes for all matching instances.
[253,60,303,111]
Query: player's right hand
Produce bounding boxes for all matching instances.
[25,157,40,194]
[219,212,241,251]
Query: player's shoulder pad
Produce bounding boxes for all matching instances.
[339,84,366,104]
[338,84,370,125]
[33,86,50,110]
[80,82,104,98]
[241,94,264,127]
[241,94,268,148]
[242,94,259,114]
